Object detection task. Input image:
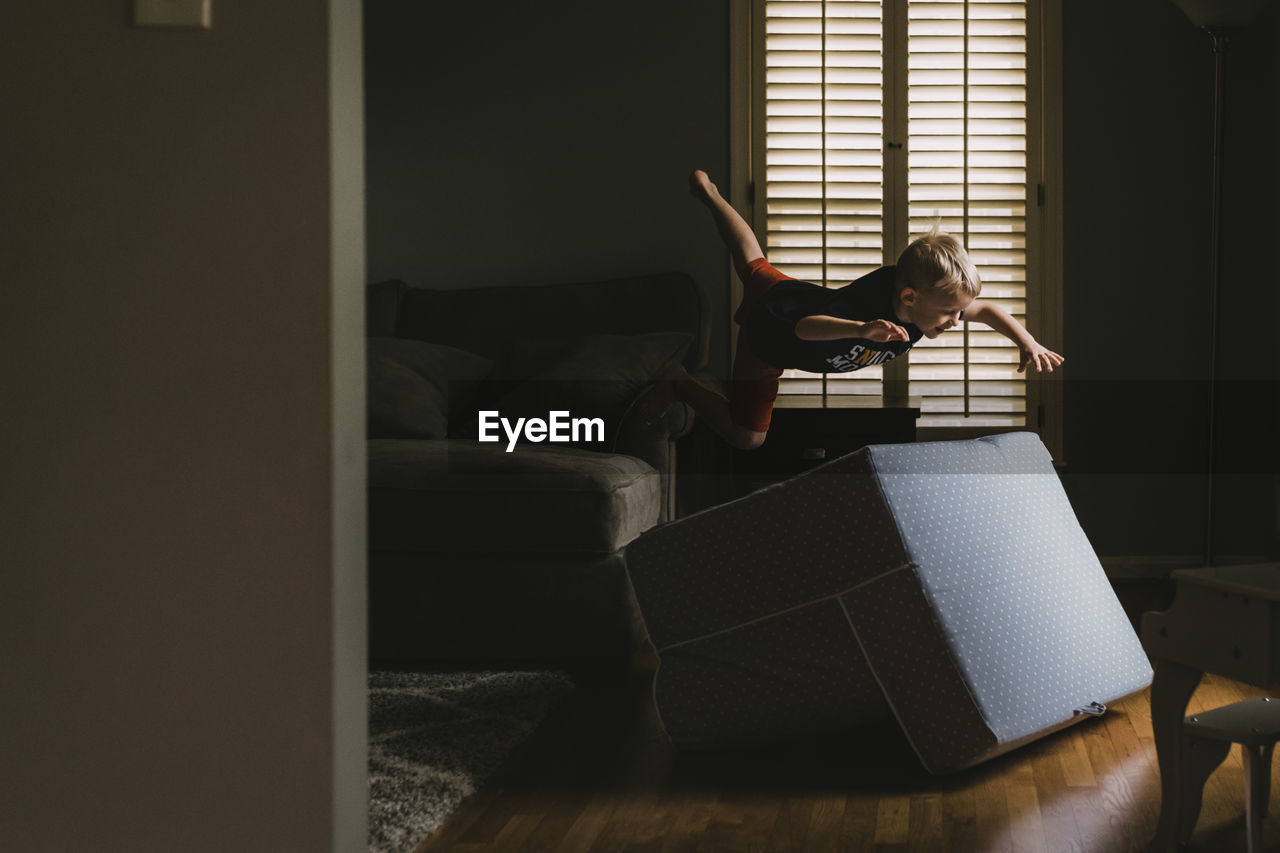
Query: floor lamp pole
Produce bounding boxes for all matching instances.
[1203,30,1228,567]
[1172,0,1274,570]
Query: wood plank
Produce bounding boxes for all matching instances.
[938,780,979,852]
[972,766,1014,853]
[553,794,617,853]
[1102,707,1160,840]
[907,792,944,850]
[835,789,879,852]
[807,793,848,850]
[1030,737,1085,853]
[492,812,545,850]
[1060,725,1098,788]
[512,792,597,852]
[657,791,715,853]
[1082,716,1143,852]
[874,794,911,845]
[410,671,1280,853]
[761,796,815,853]
[1004,760,1048,853]
[419,782,510,851]
[700,790,779,853]
[587,794,669,853]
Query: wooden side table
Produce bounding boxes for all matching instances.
[1141,562,1280,851]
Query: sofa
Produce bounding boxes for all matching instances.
[365,272,709,671]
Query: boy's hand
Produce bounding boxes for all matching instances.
[860,319,910,342]
[1018,341,1064,373]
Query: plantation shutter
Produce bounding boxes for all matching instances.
[761,0,1032,427]
[764,0,886,396]
[906,0,1027,426]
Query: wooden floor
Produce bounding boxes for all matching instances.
[419,669,1280,852]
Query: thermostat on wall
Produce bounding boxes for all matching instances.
[135,0,211,28]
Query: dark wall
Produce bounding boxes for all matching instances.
[364,0,1279,561]
[1213,2,1280,561]
[1060,0,1280,560]
[364,0,732,372]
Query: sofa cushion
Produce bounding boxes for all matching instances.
[366,338,494,439]
[488,332,692,447]
[368,439,661,555]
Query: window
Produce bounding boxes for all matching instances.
[731,0,1062,450]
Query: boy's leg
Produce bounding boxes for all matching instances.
[634,171,777,449]
[725,326,780,442]
[689,170,763,280]
[690,169,794,323]
[634,360,766,450]
[640,322,777,451]
[669,362,768,450]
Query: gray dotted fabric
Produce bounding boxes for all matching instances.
[841,572,998,773]
[860,432,1152,760]
[626,451,907,647]
[655,600,890,748]
[624,431,1152,773]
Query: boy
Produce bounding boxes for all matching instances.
[645,170,1063,449]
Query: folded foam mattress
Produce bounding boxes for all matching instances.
[624,432,1152,773]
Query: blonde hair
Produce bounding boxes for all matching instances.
[895,224,981,299]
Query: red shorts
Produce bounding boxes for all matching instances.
[730,257,794,432]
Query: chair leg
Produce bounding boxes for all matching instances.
[1152,661,1206,851]
[1242,742,1274,853]
[1180,736,1232,843]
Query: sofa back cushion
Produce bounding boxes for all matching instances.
[367,337,493,439]
[371,272,708,372]
[486,331,691,446]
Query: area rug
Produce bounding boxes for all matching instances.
[367,669,575,853]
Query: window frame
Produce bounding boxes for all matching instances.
[729,0,1064,460]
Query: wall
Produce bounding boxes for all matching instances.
[1060,0,1280,560]
[364,0,733,373]
[1213,1,1280,561]
[363,0,1278,561]
[0,2,366,850]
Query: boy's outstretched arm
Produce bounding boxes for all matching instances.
[795,315,909,342]
[964,299,1064,373]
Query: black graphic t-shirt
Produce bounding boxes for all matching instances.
[744,265,924,373]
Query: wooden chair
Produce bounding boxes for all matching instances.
[1183,696,1280,852]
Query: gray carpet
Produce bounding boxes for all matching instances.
[368,670,575,853]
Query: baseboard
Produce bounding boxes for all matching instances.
[1099,555,1201,581]
[1100,554,1275,581]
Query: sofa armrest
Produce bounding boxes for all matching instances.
[612,391,694,522]
[613,394,693,459]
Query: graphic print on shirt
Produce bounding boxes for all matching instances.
[826,343,900,372]
[743,266,923,374]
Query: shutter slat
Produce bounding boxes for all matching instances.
[919,398,1028,412]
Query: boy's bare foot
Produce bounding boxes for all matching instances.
[689,169,718,205]
[632,362,689,426]
[633,380,675,426]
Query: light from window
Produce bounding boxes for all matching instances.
[761,0,1032,427]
